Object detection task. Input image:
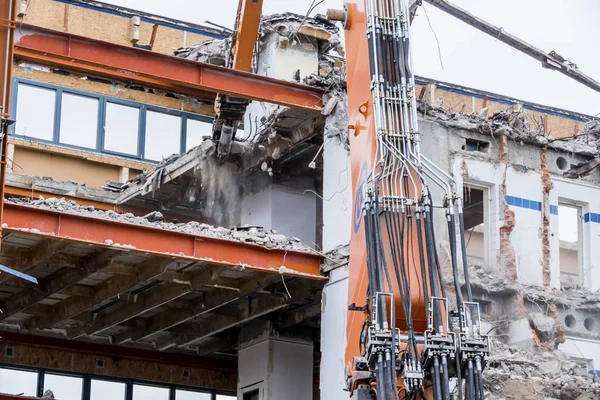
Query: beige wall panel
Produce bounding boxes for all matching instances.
[22,0,65,31]
[67,6,130,47]
[13,66,215,116]
[186,31,212,48]
[13,147,121,188]
[547,114,579,138]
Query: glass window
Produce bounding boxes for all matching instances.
[15,83,56,141]
[176,388,212,400]
[104,102,140,155]
[0,367,38,397]
[216,395,237,400]
[145,110,181,161]
[44,373,83,400]
[133,384,169,400]
[91,379,126,400]
[59,92,99,149]
[186,118,212,151]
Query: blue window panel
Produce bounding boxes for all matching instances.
[584,213,591,223]
[550,205,558,215]
[592,213,600,223]
[11,78,214,163]
[536,201,542,211]
[514,197,523,207]
[506,196,515,206]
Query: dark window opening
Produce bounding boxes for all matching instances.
[462,138,490,153]
[463,187,485,265]
[244,389,260,400]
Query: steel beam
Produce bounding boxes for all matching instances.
[2,202,323,279]
[14,24,325,111]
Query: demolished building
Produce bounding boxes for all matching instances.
[0,0,597,399]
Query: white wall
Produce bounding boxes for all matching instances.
[552,178,600,291]
[505,167,544,286]
[560,336,600,374]
[241,183,317,245]
[238,338,313,400]
[243,33,319,138]
[320,266,350,399]
[322,136,351,253]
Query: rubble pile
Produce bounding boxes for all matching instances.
[6,197,313,253]
[174,38,230,66]
[484,339,599,400]
[417,101,600,158]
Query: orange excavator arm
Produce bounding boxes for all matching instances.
[232,0,264,72]
[334,1,489,399]
[212,0,264,162]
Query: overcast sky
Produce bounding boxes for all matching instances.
[102,0,600,116]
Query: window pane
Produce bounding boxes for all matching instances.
[91,379,126,400]
[0,368,38,397]
[176,389,211,400]
[216,395,237,400]
[15,83,56,141]
[44,373,83,400]
[145,110,181,160]
[133,384,169,400]
[186,118,212,151]
[60,93,99,149]
[104,102,140,155]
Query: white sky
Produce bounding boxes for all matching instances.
[100,0,600,116]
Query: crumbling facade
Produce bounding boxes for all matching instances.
[0,1,598,400]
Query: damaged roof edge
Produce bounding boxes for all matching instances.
[416,75,593,123]
[54,0,228,38]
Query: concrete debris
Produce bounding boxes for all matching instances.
[323,91,349,150]
[321,244,350,272]
[143,211,164,222]
[484,339,600,400]
[175,13,341,69]
[6,197,313,253]
[261,13,341,54]
[418,101,600,158]
[174,38,230,66]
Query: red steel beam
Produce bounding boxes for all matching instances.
[2,202,323,279]
[13,24,324,112]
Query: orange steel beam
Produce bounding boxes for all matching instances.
[2,202,323,279]
[13,24,324,112]
[232,0,264,71]
[0,0,16,250]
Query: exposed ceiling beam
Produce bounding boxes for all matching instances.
[424,0,600,93]
[23,258,174,331]
[0,240,67,285]
[0,250,117,320]
[68,266,223,339]
[113,273,275,344]
[155,281,318,351]
[277,303,321,330]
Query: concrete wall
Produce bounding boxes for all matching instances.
[319,266,349,399]
[238,338,313,400]
[241,181,317,245]
[322,137,351,253]
[560,337,600,375]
